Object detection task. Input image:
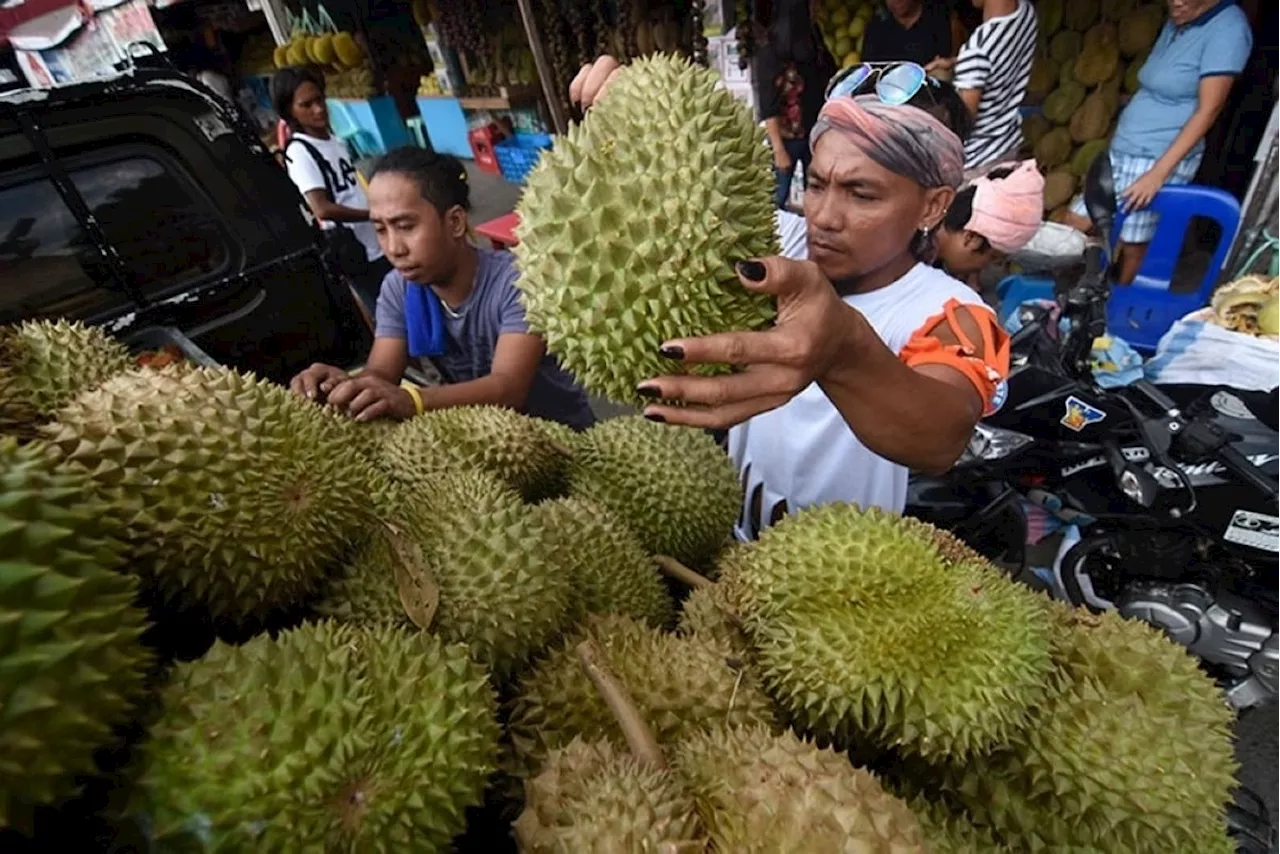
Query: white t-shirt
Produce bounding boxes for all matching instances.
[727,260,995,541]
[774,210,808,259]
[284,133,383,262]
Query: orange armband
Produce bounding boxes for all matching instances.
[899,298,1011,415]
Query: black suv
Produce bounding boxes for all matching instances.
[0,65,371,383]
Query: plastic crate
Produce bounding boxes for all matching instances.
[494,132,553,185]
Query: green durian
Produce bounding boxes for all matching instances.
[675,724,930,853]
[136,621,499,852]
[1033,127,1073,170]
[42,366,368,622]
[1048,30,1082,65]
[1042,170,1079,212]
[675,580,752,660]
[0,438,151,828]
[1038,0,1063,35]
[905,795,1011,854]
[1042,82,1086,125]
[919,603,1239,853]
[513,53,778,406]
[378,405,570,502]
[321,470,570,682]
[1070,139,1110,178]
[728,505,1054,760]
[512,738,707,853]
[507,615,775,776]
[1119,5,1164,58]
[526,415,582,497]
[1103,0,1138,23]
[569,416,741,568]
[0,319,131,438]
[1063,0,1098,31]
[1025,55,1058,103]
[1073,25,1120,87]
[533,496,675,628]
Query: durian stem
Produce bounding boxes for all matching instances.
[653,555,712,589]
[575,639,668,770]
[547,440,574,458]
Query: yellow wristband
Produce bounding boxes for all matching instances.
[401,383,425,416]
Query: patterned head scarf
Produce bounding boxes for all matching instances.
[811,95,966,191]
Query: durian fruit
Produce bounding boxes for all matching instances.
[1042,81,1086,124]
[675,579,752,660]
[513,738,707,853]
[1119,5,1164,58]
[0,438,152,827]
[569,416,741,568]
[1033,127,1073,169]
[42,366,369,622]
[1037,0,1063,35]
[507,614,776,776]
[1048,30,1081,65]
[1072,24,1119,86]
[136,621,499,852]
[514,54,778,406]
[1025,55,1057,103]
[0,319,131,438]
[905,795,1011,854]
[897,515,991,569]
[322,470,571,681]
[1021,112,1052,149]
[1042,170,1078,211]
[1068,92,1112,142]
[533,496,675,628]
[1123,53,1147,93]
[920,602,1238,853]
[1070,138,1109,178]
[1062,0,1098,31]
[728,505,1053,761]
[674,724,930,853]
[378,405,570,502]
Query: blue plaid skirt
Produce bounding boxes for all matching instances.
[1070,148,1203,244]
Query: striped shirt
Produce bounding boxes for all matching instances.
[952,0,1038,169]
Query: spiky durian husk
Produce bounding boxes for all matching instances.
[136,621,499,852]
[904,794,1011,854]
[569,416,740,568]
[527,416,582,499]
[533,496,674,628]
[0,438,152,827]
[731,504,1054,760]
[378,405,570,502]
[41,366,368,622]
[675,581,752,662]
[513,738,707,853]
[898,515,993,569]
[320,470,570,682]
[674,724,930,853]
[0,319,132,438]
[915,602,1239,853]
[513,54,778,406]
[507,615,775,777]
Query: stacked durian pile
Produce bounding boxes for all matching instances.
[814,0,876,70]
[1024,0,1165,219]
[1,55,1245,854]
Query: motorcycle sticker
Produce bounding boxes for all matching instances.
[988,379,1008,414]
[1223,509,1280,553]
[1210,391,1255,421]
[1061,396,1107,432]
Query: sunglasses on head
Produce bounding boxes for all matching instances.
[824,61,937,106]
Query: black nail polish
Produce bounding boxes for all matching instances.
[736,259,766,282]
[636,384,661,399]
[658,345,685,360]
[644,412,666,423]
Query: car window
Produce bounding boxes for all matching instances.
[0,152,232,323]
[70,156,230,294]
[0,177,131,322]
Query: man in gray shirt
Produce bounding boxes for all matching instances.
[289,147,594,430]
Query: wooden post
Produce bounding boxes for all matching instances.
[514,0,570,134]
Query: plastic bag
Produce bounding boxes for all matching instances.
[1145,307,1280,391]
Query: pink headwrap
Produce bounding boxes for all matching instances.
[810,95,966,190]
[966,159,1045,254]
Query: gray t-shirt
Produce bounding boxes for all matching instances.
[374,246,595,430]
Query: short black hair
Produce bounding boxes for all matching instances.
[370,147,471,215]
[943,163,1019,251]
[271,66,325,130]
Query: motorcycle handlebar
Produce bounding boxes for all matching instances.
[1216,443,1280,505]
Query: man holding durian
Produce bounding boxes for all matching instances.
[571,57,1009,538]
[289,147,594,430]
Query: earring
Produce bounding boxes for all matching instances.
[919,225,931,240]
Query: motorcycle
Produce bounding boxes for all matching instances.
[908,154,1280,712]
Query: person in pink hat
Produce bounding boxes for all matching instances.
[934,159,1044,282]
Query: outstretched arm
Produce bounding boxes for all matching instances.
[636,257,1007,473]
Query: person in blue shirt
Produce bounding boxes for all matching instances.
[1064,0,1253,285]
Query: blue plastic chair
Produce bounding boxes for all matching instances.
[1107,184,1241,352]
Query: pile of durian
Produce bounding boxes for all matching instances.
[0,315,1245,853]
[814,0,875,70]
[1024,0,1165,219]
[1209,274,1280,338]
